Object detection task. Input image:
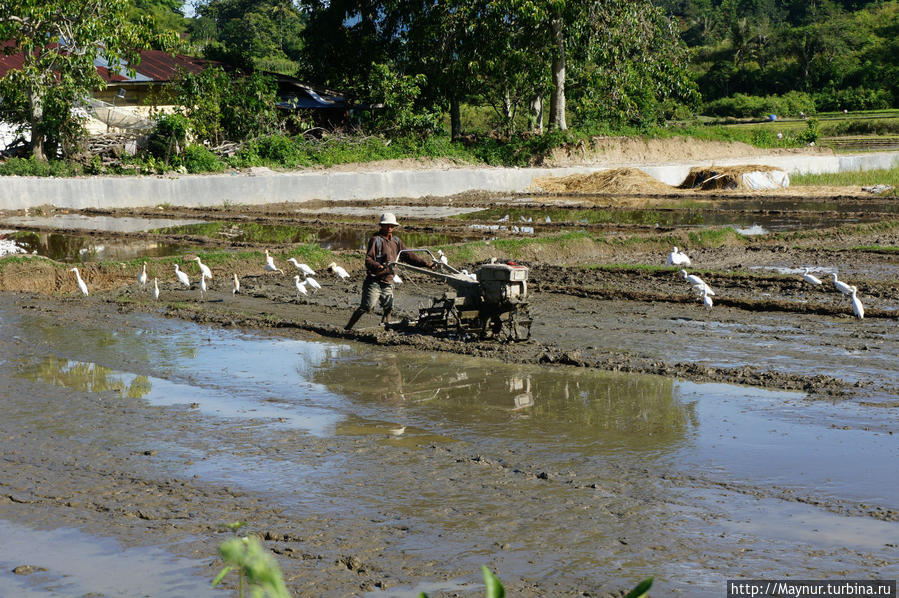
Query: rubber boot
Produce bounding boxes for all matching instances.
[380,308,393,326]
[344,308,365,330]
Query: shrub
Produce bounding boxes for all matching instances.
[814,87,893,112]
[249,135,303,166]
[181,145,225,173]
[146,113,191,161]
[0,157,81,176]
[703,92,815,118]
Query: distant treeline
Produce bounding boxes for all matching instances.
[656,0,899,112]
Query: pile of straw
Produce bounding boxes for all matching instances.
[679,165,782,190]
[535,168,675,194]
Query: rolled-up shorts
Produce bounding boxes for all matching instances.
[360,277,393,312]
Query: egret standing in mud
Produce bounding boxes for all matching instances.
[193,256,212,280]
[153,277,159,300]
[802,268,822,286]
[174,264,190,287]
[138,262,148,286]
[264,249,283,274]
[667,247,691,266]
[832,273,852,295]
[328,262,349,280]
[701,287,713,311]
[70,267,89,296]
[232,273,240,295]
[681,269,714,296]
[850,286,864,319]
[199,274,208,299]
[437,249,449,266]
[294,275,308,297]
[287,258,315,276]
[304,276,321,293]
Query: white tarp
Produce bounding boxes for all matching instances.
[742,170,790,190]
[85,98,154,132]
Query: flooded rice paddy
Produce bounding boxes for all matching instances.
[0,295,895,596]
[1,185,898,597]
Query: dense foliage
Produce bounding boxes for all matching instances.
[0,0,171,160]
[656,0,899,112]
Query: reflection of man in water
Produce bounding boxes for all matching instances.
[344,212,437,330]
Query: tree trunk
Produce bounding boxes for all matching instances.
[29,90,47,162]
[502,89,513,136]
[450,96,461,141]
[530,95,544,134]
[548,10,567,131]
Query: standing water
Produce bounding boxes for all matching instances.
[0,297,895,596]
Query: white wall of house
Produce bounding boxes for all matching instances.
[0,121,26,150]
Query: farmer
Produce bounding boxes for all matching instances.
[344,212,438,330]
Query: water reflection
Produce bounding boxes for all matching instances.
[7,230,188,262]
[459,206,890,231]
[18,355,152,398]
[310,351,693,449]
[153,221,477,250]
[0,519,217,598]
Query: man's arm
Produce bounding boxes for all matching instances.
[397,240,437,268]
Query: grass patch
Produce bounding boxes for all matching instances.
[790,167,899,188]
[851,244,899,253]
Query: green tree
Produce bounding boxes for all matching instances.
[171,66,281,145]
[0,0,168,161]
[192,0,305,73]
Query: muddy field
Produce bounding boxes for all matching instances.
[0,170,897,597]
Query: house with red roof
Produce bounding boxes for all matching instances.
[0,47,349,145]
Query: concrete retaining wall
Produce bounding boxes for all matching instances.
[2,151,898,211]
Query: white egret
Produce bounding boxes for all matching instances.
[174,264,190,287]
[667,246,691,267]
[327,262,350,280]
[193,256,212,279]
[153,277,159,300]
[294,275,308,297]
[138,262,148,286]
[437,249,449,265]
[461,269,477,281]
[681,269,713,293]
[691,282,715,296]
[232,273,240,295]
[850,286,864,319]
[199,274,207,298]
[70,267,88,296]
[832,273,852,295]
[701,287,713,310]
[387,425,406,436]
[802,268,822,286]
[286,258,315,276]
[264,249,283,274]
[305,276,321,292]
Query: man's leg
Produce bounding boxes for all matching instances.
[379,282,395,325]
[345,278,379,330]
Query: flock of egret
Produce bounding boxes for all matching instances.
[802,269,865,319]
[68,251,352,302]
[68,245,868,321]
[668,246,865,319]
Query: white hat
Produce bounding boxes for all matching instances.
[379,212,399,226]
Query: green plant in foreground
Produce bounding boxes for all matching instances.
[212,533,289,598]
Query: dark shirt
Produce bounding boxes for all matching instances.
[364,232,430,283]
